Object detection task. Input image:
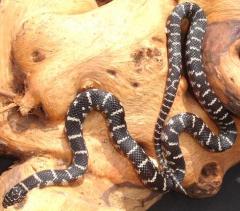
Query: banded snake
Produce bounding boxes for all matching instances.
[2,2,237,208]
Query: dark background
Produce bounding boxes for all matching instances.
[149,164,240,211]
[1,156,240,211]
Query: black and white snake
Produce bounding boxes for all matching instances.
[2,2,237,208]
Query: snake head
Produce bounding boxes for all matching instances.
[2,184,28,208]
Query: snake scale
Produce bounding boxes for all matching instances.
[3,2,237,208]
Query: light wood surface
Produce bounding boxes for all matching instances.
[0,0,239,210]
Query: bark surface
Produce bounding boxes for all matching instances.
[0,0,239,210]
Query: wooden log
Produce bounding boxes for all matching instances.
[0,0,239,210]
[186,0,240,115]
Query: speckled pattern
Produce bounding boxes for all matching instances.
[2,2,237,208]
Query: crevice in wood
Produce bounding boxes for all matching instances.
[10,50,26,95]
[106,69,117,77]
[7,107,47,132]
[96,0,112,7]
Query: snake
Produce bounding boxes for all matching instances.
[2,2,237,208]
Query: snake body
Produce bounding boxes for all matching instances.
[2,2,237,208]
[153,2,237,183]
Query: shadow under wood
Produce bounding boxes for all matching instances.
[148,164,240,211]
[0,155,18,175]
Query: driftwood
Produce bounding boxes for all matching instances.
[0,0,239,210]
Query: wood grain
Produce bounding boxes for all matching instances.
[0,0,239,210]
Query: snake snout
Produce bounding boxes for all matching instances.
[3,184,27,208]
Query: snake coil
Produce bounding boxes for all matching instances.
[3,2,237,208]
